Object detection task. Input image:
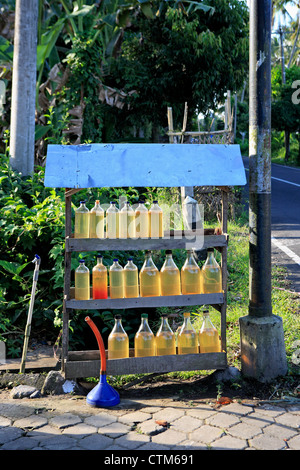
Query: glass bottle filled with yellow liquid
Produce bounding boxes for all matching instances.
[124,258,139,298]
[177,312,198,354]
[92,255,107,299]
[199,310,221,353]
[139,250,160,297]
[89,200,104,238]
[135,201,149,238]
[106,202,119,238]
[160,250,181,296]
[134,314,155,357]
[109,258,124,299]
[201,248,222,293]
[155,314,176,356]
[149,200,163,238]
[74,201,89,238]
[119,202,136,239]
[75,259,90,300]
[108,314,129,359]
[181,250,201,295]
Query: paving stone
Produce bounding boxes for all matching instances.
[189,424,224,444]
[118,410,152,425]
[227,422,263,439]
[186,406,217,420]
[171,415,203,433]
[263,423,298,440]
[275,412,300,429]
[206,412,241,428]
[287,433,300,450]
[151,428,186,446]
[62,423,98,437]
[138,442,171,450]
[140,406,163,414]
[114,430,150,449]
[220,402,254,417]
[105,444,127,450]
[256,405,285,417]
[0,426,24,444]
[249,433,287,450]
[97,420,131,438]
[79,433,114,450]
[241,411,275,428]
[41,435,79,450]
[0,403,34,419]
[84,413,117,428]
[27,424,62,441]
[0,416,12,427]
[13,415,48,430]
[175,439,207,450]
[1,436,40,450]
[152,407,185,423]
[137,419,166,436]
[49,413,82,429]
[210,435,248,450]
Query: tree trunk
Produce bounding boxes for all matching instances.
[9,0,38,176]
[284,130,290,162]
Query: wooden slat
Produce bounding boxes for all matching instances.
[66,233,228,253]
[66,291,224,310]
[64,352,227,378]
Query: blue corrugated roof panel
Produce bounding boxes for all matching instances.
[44,143,246,188]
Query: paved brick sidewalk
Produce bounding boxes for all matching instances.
[0,391,299,451]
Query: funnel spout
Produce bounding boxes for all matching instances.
[85,316,106,373]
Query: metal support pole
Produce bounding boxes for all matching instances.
[239,0,287,382]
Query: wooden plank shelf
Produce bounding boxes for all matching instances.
[65,232,228,253]
[66,290,224,310]
[64,349,227,378]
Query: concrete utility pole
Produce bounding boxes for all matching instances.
[9,0,38,176]
[239,0,287,382]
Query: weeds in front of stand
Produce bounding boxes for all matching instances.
[93,218,300,402]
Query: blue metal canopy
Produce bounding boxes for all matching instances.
[44,143,246,188]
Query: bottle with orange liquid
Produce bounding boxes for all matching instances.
[149,200,163,238]
[155,314,176,356]
[177,312,198,354]
[108,314,129,359]
[89,200,104,238]
[134,314,155,357]
[135,201,149,238]
[74,201,89,238]
[139,251,160,297]
[92,255,107,299]
[109,259,124,299]
[124,258,139,298]
[201,248,222,293]
[75,259,90,300]
[181,250,201,295]
[106,202,119,238]
[199,310,221,353]
[119,202,136,239]
[160,250,181,296]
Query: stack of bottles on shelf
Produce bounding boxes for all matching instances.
[107,311,221,359]
[74,249,222,300]
[74,200,163,239]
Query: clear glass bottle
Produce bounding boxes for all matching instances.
[119,202,136,239]
[109,258,124,299]
[201,248,222,293]
[199,310,221,353]
[155,314,176,356]
[181,250,201,295]
[160,250,181,296]
[177,312,198,354]
[74,201,89,238]
[106,202,119,239]
[108,314,129,359]
[149,200,163,238]
[124,258,139,298]
[92,254,107,299]
[134,314,155,357]
[75,259,90,300]
[139,250,160,297]
[135,201,149,238]
[89,200,104,239]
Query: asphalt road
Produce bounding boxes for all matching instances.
[242,157,300,293]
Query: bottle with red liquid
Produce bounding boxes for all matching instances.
[92,254,108,299]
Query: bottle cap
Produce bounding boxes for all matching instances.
[110,201,116,204]
[161,313,167,318]
[80,201,86,204]
[113,258,118,262]
[165,250,172,255]
[183,312,190,317]
[153,200,158,203]
[141,314,148,318]
[128,257,133,261]
[145,250,151,254]
[96,253,103,258]
[79,259,85,263]
[114,314,122,319]
[207,248,214,252]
